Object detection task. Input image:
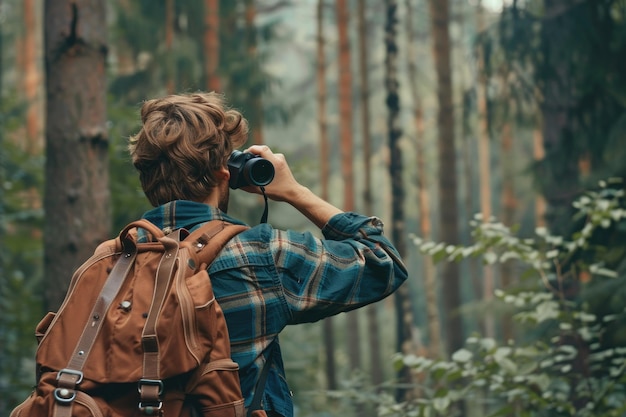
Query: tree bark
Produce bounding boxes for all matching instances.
[335,0,361,378]
[22,0,43,154]
[404,0,441,359]
[317,0,337,392]
[165,0,175,94]
[534,117,546,228]
[245,0,264,145]
[44,0,110,311]
[358,0,384,390]
[475,0,495,339]
[204,0,220,92]
[427,0,463,356]
[385,0,415,401]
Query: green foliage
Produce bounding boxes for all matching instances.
[381,179,626,417]
[0,127,45,411]
[492,1,626,235]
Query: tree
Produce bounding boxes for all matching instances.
[44,0,110,311]
[385,0,416,401]
[336,0,362,382]
[165,0,175,94]
[21,0,42,153]
[204,0,220,92]
[427,0,463,356]
[358,0,384,389]
[316,0,337,392]
[475,0,495,339]
[404,0,441,358]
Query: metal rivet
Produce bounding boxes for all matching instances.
[166,253,172,258]
[59,388,71,398]
[196,242,203,248]
[125,252,132,258]
[93,314,100,320]
[120,300,132,311]
[78,350,85,356]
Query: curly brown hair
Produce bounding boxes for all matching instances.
[129,92,248,206]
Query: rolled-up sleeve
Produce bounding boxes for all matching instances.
[273,212,408,324]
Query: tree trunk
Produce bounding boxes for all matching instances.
[534,117,546,228]
[165,0,175,94]
[336,0,361,378]
[22,0,43,154]
[385,0,415,402]
[204,0,220,92]
[427,0,463,356]
[44,0,110,311]
[404,0,440,359]
[245,0,264,145]
[475,0,495,339]
[317,0,337,392]
[358,0,384,390]
[500,116,516,341]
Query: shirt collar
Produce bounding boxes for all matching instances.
[142,200,245,233]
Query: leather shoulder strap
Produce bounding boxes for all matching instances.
[185,221,249,266]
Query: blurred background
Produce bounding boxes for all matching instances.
[1,0,626,416]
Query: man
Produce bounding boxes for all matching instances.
[128,92,408,417]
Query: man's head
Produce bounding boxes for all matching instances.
[129,92,248,207]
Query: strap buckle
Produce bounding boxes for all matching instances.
[138,401,163,415]
[137,378,164,395]
[57,368,84,385]
[53,387,77,404]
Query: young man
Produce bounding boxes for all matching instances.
[128,92,408,417]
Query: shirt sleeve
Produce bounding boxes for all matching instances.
[271,212,408,324]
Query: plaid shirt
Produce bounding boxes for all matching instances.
[142,200,408,417]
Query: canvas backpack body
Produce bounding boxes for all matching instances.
[11,219,248,417]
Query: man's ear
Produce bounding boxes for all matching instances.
[217,166,230,181]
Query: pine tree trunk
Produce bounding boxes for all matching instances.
[500,116,516,341]
[475,0,495,339]
[358,0,384,391]
[533,121,546,228]
[317,0,337,392]
[44,0,110,311]
[22,0,43,154]
[427,0,463,356]
[245,0,264,145]
[385,0,415,401]
[165,0,175,94]
[404,0,440,359]
[204,0,220,92]
[336,0,361,378]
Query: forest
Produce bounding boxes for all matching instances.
[1,0,626,416]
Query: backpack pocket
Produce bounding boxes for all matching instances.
[35,312,56,343]
[9,389,106,417]
[186,359,244,417]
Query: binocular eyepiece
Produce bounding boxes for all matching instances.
[227,150,275,189]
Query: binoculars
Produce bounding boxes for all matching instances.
[227,151,275,189]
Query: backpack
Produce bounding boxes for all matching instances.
[11,219,249,417]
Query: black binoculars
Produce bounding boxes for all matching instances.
[227,151,275,189]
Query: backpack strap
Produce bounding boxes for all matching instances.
[53,235,139,417]
[138,228,185,413]
[185,221,249,266]
[247,342,276,417]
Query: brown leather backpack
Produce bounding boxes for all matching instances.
[11,219,248,417]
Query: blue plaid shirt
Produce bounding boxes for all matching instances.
[142,200,407,417]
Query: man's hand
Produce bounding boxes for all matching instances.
[242,145,343,229]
